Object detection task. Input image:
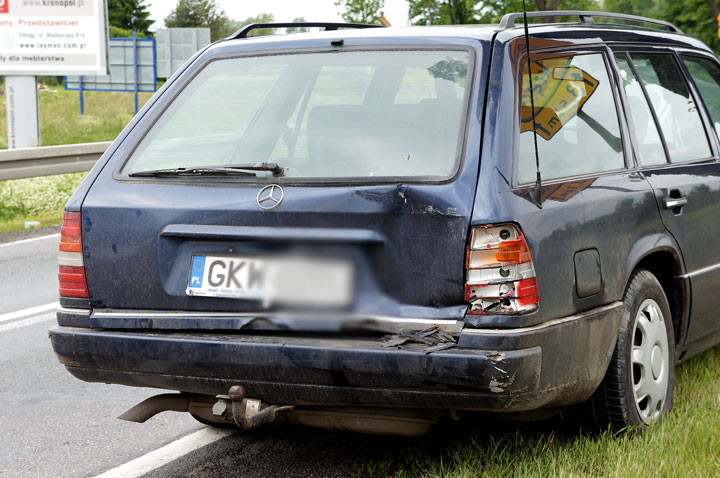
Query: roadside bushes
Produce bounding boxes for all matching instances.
[0,173,86,223]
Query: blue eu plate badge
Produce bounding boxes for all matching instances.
[189,256,205,289]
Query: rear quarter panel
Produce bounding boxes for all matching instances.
[472,32,679,328]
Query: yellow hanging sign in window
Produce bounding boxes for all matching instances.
[521,58,599,140]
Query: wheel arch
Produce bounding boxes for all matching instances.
[625,234,688,351]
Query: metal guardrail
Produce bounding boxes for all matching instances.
[0,142,111,181]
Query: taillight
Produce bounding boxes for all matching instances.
[465,224,538,315]
[58,212,89,298]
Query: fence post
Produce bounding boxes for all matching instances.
[79,75,84,116]
[133,29,139,114]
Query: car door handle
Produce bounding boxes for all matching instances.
[663,197,688,210]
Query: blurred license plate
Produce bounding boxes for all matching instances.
[186,254,353,306]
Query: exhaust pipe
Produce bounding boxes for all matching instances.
[118,386,442,436]
[117,387,294,430]
[118,393,192,423]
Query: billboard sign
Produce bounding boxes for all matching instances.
[155,27,210,78]
[65,37,156,92]
[0,0,109,76]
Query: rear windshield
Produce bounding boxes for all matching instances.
[122,49,471,180]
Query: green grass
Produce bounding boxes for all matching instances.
[359,345,720,477]
[0,85,155,148]
[0,172,88,234]
[0,85,154,232]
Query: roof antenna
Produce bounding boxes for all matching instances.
[522,0,543,208]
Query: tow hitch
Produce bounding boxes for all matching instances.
[216,385,295,429]
[117,385,294,430]
[118,387,440,436]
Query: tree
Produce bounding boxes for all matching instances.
[409,0,479,25]
[709,0,720,22]
[165,0,234,41]
[287,17,310,33]
[109,26,150,38]
[408,0,599,25]
[603,0,658,17]
[108,0,153,35]
[335,0,386,24]
[603,0,720,55]
[236,13,276,37]
[533,0,600,22]
[660,0,720,54]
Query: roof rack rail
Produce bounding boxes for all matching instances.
[498,10,683,34]
[230,22,385,39]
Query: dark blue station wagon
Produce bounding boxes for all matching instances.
[50,11,720,435]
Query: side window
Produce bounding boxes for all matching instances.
[614,54,667,166]
[628,53,711,163]
[682,55,720,140]
[518,53,624,184]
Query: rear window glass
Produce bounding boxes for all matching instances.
[517,53,625,184]
[122,50,471,180]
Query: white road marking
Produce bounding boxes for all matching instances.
[0,301,58,325]
[0,313,54,333]
[0,232,60,248]
[94,427,234,478]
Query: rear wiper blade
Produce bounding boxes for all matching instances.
[128,163,284,178]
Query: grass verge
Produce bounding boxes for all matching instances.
[359,345,720,477]
[0,173,87,234]
[0,84,153,233]
[0,85,154,148]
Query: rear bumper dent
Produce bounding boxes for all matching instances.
[50,302,623,412]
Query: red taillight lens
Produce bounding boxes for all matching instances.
[60,212,83,252]
[58,212,89,298]
[465,224,538,315]
[515,278,539,307]
[60,212,81,236]
[58,265,89,297]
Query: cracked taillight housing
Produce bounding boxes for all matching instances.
[465,224,538,315]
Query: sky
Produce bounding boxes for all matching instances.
[147,0,412,30]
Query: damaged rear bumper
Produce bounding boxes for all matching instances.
[49,302,623,412]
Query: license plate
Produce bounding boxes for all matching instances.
[186,254,353,307]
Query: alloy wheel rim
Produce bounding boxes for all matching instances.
[631,298,670,424]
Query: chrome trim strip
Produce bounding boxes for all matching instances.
[57,306,90,315]
[462,302,623,335]
[91,309,461,325]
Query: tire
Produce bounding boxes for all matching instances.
[591,269,675,433]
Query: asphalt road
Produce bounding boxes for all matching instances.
[1,230,545,477]
[0,233,204,477]
[0,232,61,314]
[0,231,435,477]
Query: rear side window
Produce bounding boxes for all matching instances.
[628,53,711,163]
[682,55,720,140]
[122,49,471,181]
[614,54,667,166]
[517,53,624,184]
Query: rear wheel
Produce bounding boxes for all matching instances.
[592,269,675,432]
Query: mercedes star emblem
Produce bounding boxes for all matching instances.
[256,184,284,210]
